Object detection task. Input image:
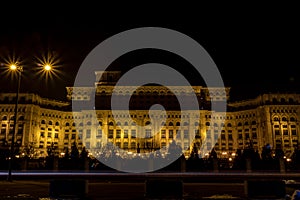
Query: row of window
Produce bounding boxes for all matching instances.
[1,116,25,121]
[1,108,26,112]
[273,117,296,121]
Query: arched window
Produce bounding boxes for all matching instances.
[227,123,232,127]
[238,122,242,126]
[116,122,121,126]
[41,120,46,124]
[273,117,279,121]
[184,122,189,126]
[2,116,7,120]
[108,121,114,126]
[206,122,210,126]
[176,122,180,126]
[168,122,174,126]
[18,116,24,120]
[79,122,84,126]
[48,121,52,125]
[194,122,199,126]
[124,122,128,126]
[244,121,249,126]
[214,123,218,127]
[282,117,287,121]
[65,122,70,126]
[290,117,296,122]
[86,121,92,126]
[55,122,60,126]
[98,121,102,126]
[281,98,286,103]
[131,122,136,126]
[72,122,76,126]
[251,121,256,125]
[145,121,151,125]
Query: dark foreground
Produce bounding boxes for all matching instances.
[1,172,300,199]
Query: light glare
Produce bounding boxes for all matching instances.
[44,64,52,71]
[10,64,17,70]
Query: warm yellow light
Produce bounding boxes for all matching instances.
[44,64,52,71]
[10,64,17,70]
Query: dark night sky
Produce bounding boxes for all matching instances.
[0,5,299,102]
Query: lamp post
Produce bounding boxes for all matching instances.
[6,63,53,182]
[7,64,22,182]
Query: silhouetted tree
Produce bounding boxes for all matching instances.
[71,142,79,159]
[80,147,88,158]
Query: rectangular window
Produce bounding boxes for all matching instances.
[1,129,6,134]
[214,134,219,140]
[97,129,102,138]
[131,130,136,138]
[146,129,152,138]
[169,130,173,138]
[238,134,243,139]
[124,130,128,138]
[54,133,58,138]
[228,134,233,140]
[71,134,76,139]
[86,142,90,149]
[115,129,120,138]
[275,130,280,135]
[184,130,189,139]
[161,130,166,138]
[131,142,136,148]
[123,142,128,149]
[206,130,211,139]
[48,132,52,138]
[86,129,91,138]
[283,130,288,135]
[108,130,114,138]
[221,134,225,140]
[64,134,69,139]
[245,133,250,140]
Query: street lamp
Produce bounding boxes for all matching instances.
[7,63,22,182]
[7,63,53,182]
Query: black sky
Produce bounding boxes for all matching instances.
[0,5,299,102]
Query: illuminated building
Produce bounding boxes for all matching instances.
[0,71,299,159]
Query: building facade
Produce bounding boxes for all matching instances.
[0,71,299,159]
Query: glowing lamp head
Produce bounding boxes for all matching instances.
[44,64,52,71]
[10,64,17,71]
